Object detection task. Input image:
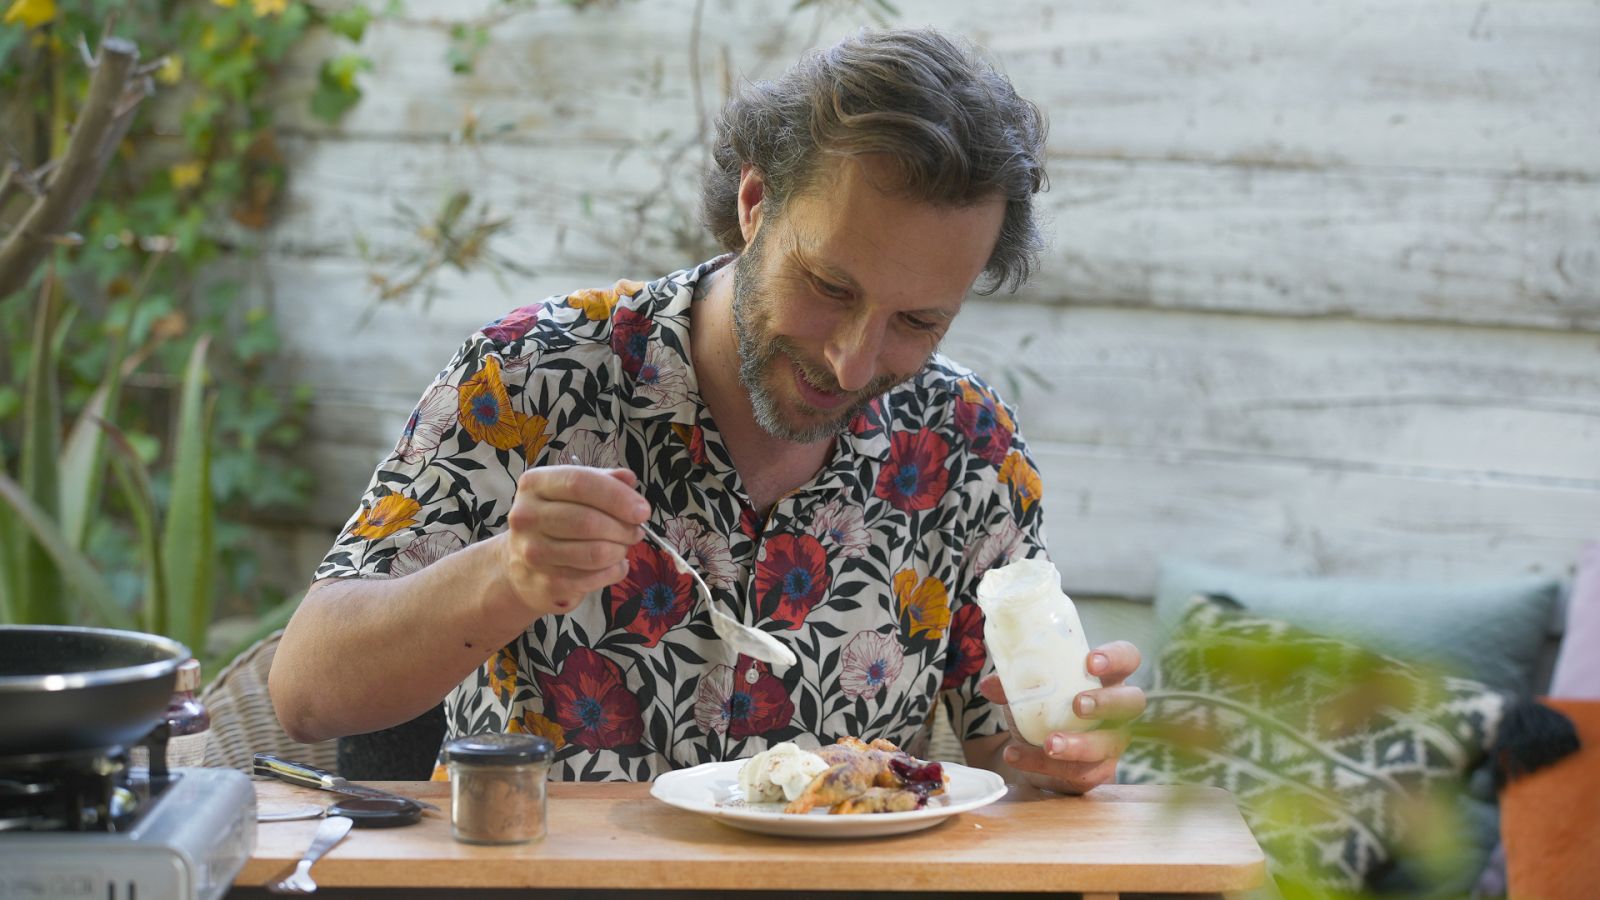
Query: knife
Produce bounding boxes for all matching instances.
[253,753,441,813]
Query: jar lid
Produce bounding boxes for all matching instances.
[175,658,201,692]
[443,732,554,765]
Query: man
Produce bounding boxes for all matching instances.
[271,28,1145,794]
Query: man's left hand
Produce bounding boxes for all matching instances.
[974,640,1147,795]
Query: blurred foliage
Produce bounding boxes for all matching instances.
[0,0,376,649]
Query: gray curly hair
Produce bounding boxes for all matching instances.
[699,28,1049,295]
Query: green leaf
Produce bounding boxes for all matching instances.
[162,336,216,654]
[99,421,169,637]
[329,6,372,42]
[0,473,134,631]
[60,262,151,550]
[19,278,63,624]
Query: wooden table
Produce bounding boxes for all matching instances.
[231,780,1266,899]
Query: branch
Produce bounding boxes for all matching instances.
[0,36,150,299]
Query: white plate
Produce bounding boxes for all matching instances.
[649,759,1008,838]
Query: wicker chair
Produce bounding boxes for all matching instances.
[201,629,339,772]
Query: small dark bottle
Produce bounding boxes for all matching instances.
[133,658,211,769]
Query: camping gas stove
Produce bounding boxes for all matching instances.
[0,743,256,900]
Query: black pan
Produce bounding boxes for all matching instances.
[0,625,189,757]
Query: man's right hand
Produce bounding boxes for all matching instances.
[494,463,650,619]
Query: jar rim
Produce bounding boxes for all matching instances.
[443,732,554,765]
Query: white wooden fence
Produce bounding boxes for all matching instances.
[256,0,1600,598]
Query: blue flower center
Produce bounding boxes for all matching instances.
[782,567,812,598]
[828,527,846,543]
[626,333,648,358]
[403,410,419,438]
[576,697,603,728]
[894,464,920,495]
[975,406,995,434]
[640,363,660,384]
[471,394,499,425]
[867,660,886,684]
[727,692,752,720]
[642,582,674,615]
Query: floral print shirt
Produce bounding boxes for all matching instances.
[316,257,1049,781]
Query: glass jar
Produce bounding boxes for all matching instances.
[131,657,210,769]
[443,733,554,845]
[975,557,1102,746]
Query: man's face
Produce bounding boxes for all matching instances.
[731,156,1005,444]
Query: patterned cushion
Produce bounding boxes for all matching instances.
[1119,595,1507,895]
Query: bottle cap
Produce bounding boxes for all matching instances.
[175,658,201,692]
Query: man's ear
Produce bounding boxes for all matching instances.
[737,164,766,245]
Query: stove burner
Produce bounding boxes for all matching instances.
[0,746,152,833]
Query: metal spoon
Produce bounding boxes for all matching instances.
[566,455,796,667]
[637,521,798,668]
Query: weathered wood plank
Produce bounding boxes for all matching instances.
[273,0,1600,175]
[1030,444,1593,596]
[941,304,1600,485]
[264,138,1600,331]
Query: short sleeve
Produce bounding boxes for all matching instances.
[940,421,1050,744]
[313,332,528,582]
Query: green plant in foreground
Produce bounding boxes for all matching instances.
[0,0,373,668]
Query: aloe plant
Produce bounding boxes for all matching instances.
[0,271,220,658]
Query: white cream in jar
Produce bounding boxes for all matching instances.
[975,557,1102,745]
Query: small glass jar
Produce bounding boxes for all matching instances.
[443,733,554,845]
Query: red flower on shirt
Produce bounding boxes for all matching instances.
[610,305,651,377]
[535,648,643,752]
[941,603,988,690]
[874,429,950,512]
[734,658,796,738]
[482,304,541,342]
[755,534,829,629]
[606,542,693,647]
[954,380,1014,467]
[692,659,794,738]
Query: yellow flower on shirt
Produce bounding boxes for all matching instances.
[351,493,420,540]
[488,648,517,701]
[894,569,951,640]
[566,278,646,321]
[518,412,551,466]
[999,449,1042,512]
[509,711,567,750]
[457,356,522,450]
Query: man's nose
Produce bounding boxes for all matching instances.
[824,314,886,393]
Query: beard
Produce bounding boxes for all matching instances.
[731,230,902,444]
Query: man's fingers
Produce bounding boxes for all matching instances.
[1074,684,1147,724]
[516,498,645,546]
[977,672,1008,706]
[1001,741,1120,791]
[522,465,651,527]
[1034,727,1130,763]
[1086,640,1142,686]
[524,534,633,572]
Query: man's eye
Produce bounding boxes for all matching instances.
[813,279,851,300]
[902,315,940,332]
